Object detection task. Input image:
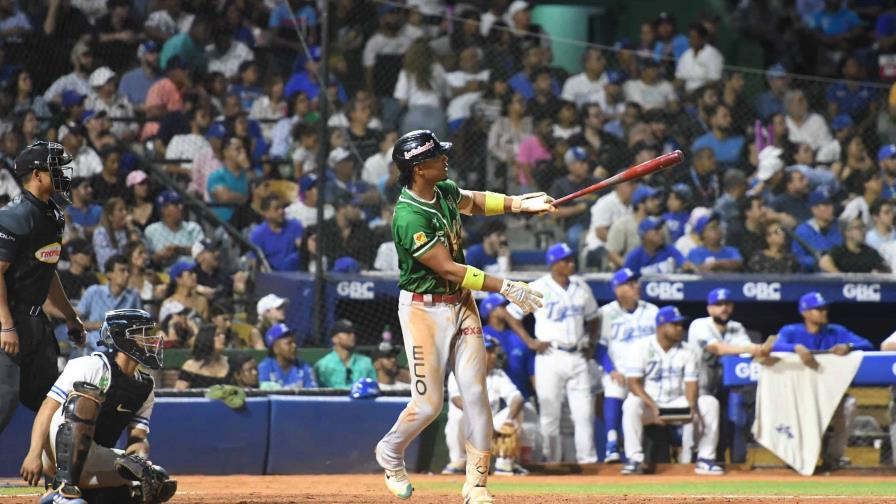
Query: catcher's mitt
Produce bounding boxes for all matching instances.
[492,424,520,459]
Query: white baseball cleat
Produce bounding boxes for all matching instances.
[463,485,495,503]
[383,467,414,499]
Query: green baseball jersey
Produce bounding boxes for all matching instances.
[393,180,465,294]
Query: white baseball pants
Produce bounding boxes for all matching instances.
[623,394,719,464]
[535,350,597,463]
[41,409,132,488]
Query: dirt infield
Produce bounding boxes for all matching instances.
[4,466,896,504]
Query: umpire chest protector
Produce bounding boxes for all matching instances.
[94,355,153,448]
[0,192,65,306]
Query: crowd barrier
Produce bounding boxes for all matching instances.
[0,396,419,477]
[722,352,896,387]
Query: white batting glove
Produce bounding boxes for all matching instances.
[510,192,557,215]
[500,279,544,314]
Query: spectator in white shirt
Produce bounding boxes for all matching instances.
[584,183,634,268]
[444,47,490,134]
[85,66,137,142]
[784,89,832,151]
[206,22,255,79]
[393,40,447,137]
[43,37,94,104]
[363,6,418,93]
[866,200,895,251]
[839,170,881,228]
[62,129,103,178]
[674,23,723,94]
[561,47,608,108]
[144,0,194,43]
[165,107,213,178]
[285,174,334,228]
[363,131,399,188]
[624,58,677,110]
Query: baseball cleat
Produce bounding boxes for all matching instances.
[441,460,466,475]
[383,467,414,499]
[493,457,514,476]
[694,459,725,476]
[38,491,87,504]
[604,440,621,463]
[463,485,494,503]
[621,460,647,475]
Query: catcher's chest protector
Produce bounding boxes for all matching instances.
[94,360,153,448]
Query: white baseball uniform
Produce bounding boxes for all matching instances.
[444,369,528,464]
[622,335,719,464]
[507,274,599,463]
[598,300,659,399]
[42,353,153,488]
[687,316,751,395]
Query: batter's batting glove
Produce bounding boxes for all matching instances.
[500,279,543,314]
[510,192,557,216]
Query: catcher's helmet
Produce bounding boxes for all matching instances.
[392,129,452,170]
[100,309,163,370]
[14,141,74,202]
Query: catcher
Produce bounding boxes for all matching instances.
[444,336,528,476]
[375,130,554,504]
[20,309,176,504]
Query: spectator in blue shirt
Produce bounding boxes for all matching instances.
[772,291,872,469]
[653,12,690,62]
[466,220,510,274]
[250,195,304,271]
[230,60,263,111]
[508,46,559,100]
[76,254,141,354]
[826,56,877,118]
[118,41,161,109]
[208,136,251,221]
[663,183,693,243]
[880,144,896,200]
[480,293,536,399]
[66,177,102,234]
[258,323,317,390]
[756,64,790,120]
[691,104,744,168]
[771,168,812,223]
[792,189,843,271]
[809,0,863,38]
[623,217,689,274]
[687,213,744,272]
[284,45,349,103]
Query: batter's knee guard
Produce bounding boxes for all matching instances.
[114,454,177,504]
[51,381,105,498]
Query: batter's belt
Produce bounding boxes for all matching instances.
[409,291,466,306]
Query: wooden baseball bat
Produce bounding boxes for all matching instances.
[551,150,685,206]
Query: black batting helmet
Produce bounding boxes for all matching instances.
[100,309,163,370]
[392,130,451,184]
[14,141,74,202]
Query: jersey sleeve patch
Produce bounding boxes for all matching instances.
[413,231,427,247]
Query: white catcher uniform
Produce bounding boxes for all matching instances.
[507,274,599,463]
[599,300,659,399]
[43,353,154,488]
[622,335,719,464]
[444,369,532,464]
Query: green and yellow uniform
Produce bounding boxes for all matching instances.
[392,180,465,294]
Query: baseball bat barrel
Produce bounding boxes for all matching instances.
[551,150,685,207]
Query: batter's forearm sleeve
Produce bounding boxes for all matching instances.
[596,344,614,373]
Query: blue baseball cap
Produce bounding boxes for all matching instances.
[612,268,640,289]
[80,109,105,125]
[799,291,827,313]
[332,256,360,273]
[831,114,853,132]
[707,288,732,305]
[168,260,195,280]
[264,323,295,349]
[298,174,317,195]
[206,122,227,139]
[156,190,182,207]
[62,90,86,108]
[767,63,787,79]
[638,216,664,237]
[807,189,832,207]
[484,335,500,350]
[656,305,688,326]
[138,40,160,58]
[670,183,693,200]
[350,377,381,399]
[606,69,625,85]
[693,212,720,236]
[632,185,659,206]
[564,146,588,165]
[546,242,574,266]
[878,144,896,162]
[479,293,507,321]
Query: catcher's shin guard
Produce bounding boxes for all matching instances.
[114,454,177,504]
[51,381,106,497]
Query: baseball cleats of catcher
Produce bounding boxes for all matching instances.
[694,459,725,476]
[493,457,528,476]
[37,491,87,504]
[463,485,494,504]
[441,460,466,475]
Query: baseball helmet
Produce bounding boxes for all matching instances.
[350,377,381,399]
[100,309,163,370]
[14,141,74,203]
[392,129,452,171]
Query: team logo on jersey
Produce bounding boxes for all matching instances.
[34,242,61,263]
[413,232,427,247]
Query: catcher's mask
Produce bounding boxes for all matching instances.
[14,141,74,203]
[100,309,163,370]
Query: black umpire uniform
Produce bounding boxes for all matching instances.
[0,141,84,435]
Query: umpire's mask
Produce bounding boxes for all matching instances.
[14,140,74,203]
[100,309,164,370]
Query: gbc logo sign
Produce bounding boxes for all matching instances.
[842,283,880,302]
[734,361,760,382]
[742,282,781,301]
[645,282,684,300]
[336,281,375,300]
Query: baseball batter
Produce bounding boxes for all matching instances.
[596,268,658,462]
[375,130,554,504]
[506,243,599,464]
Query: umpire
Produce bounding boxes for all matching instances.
[0,141,86,435]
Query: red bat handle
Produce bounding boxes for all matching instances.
[551,150,684,207]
